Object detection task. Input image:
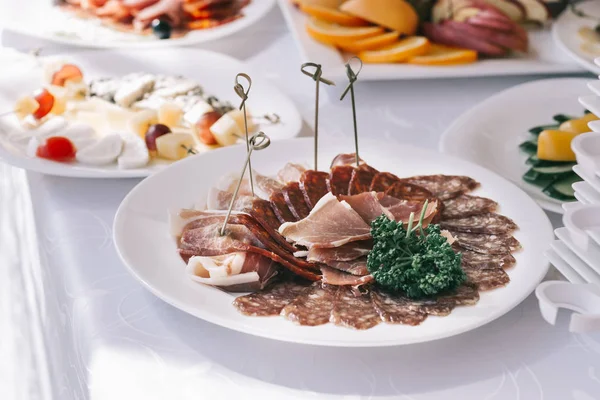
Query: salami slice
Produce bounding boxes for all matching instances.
[462,266,510,290]
[370,172,400,193]
[385,182,432,201]
[282,283,337,326]
[300,170,330,209]
[370,289,428,326]
[460,250,516,270]
[403,175,479,200]
[329,166,354,196]
[437,284,480,306]
[331,286,381,329]
[410,297,455,316]
[349,168,376,195]
[452,232,521,255]
[442,195,498,220]
[233,281,310,316]
[441,213,517,235]
[270,192,297,223]
[283,182,311,220]
[247,198,284,231]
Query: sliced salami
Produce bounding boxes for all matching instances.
[441,213,517,235]
[329,165,354,196]
[385,182,432,201]
[442,195,498,220]
[370,289,428,326]
[460,250,516,270]
[282,283,337,326]
[300,170,330,209]
[233,281,310,316]
[370,172,400,192]
[331,286,381,330]
[325,257,369,276]
[410,297,455,316]
[462,266,510,290]
[270,192,297,223]
[247,198,284,232]
[452,232,521,255]
[283,182,311,220]
[437,284,480,306]
[349,168,376,195]
[403,175,479,200]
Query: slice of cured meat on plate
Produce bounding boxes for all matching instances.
[441,213,517,235]
[282,283,337,326]
[452,232,521,255]
[402,175,479,200]
[331,287,381,330]
[329,165,355,196]
[233,280,310,316]
[299,170,330,210]
[320,265,374,286]
[442,195,498,219]
[307,240,372,263]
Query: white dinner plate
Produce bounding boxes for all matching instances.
[113,138,553,347]
[440,78,592,214]
[553,1,600,75]
[0,0,275,48]
[277,0,582,81]
[0,48,302,179]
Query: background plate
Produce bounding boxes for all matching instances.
[0,0,275,48]
[440,77,592,214]
[278,0,583,81]
[553,1,600,75]
[114,138,553,347]
[0,48,302,178]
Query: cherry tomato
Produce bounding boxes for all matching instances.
[51,64,84,87]
[36,136,76,162]
[32,89,55,120]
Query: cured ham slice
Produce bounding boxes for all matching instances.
[331,287,381,330]
[307,241,372,263]
[277,162,307,184]
[403,175,479,200]
[442,195,498,220]
[441,213,517,235]
[278,193,372,248]
[325,257,369,276]
[320,266,374,286]
[282,283,337,326]
[282,182,311,220]
[233,280,310,316]
[339,192,393,224]
[370,172,401,192]
[378,195,439,225]
[329,165,354,196]
[186,252,278,292]
[299,170,330,209]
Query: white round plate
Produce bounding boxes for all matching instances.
[114,138,553,347]
[0,48,302,179]
[553,2,600,75]
[440,78,592,215]
[0,0,275,48]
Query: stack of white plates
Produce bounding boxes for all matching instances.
[546,61,600,285]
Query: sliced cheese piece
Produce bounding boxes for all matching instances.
[76,134,123,165]
[156,133,195,161]
[114,74,155,108]
[184,100,214,125]
[128,109,158,138]
[226,108,257,134]
[210,114,241,146]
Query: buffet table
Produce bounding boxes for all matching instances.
[2,7,600,400]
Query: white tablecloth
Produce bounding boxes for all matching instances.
[2,6,600,400]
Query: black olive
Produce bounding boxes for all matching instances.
[152,19,172,40]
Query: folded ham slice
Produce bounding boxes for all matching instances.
[278,192,371,249]
[306,240,372,263]
[321,266,374,286]
[186,252,278,292]
[339,192,393,224]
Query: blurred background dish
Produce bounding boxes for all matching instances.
[553,0,600,74]
[0,0,275,48]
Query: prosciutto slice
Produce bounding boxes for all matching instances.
[306,240,372,263]
[186,252,278,292]
[339,192,393,224]
[277,162,307,184]
[278,192,372,248]
[320,266,374,286]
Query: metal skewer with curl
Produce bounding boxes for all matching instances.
[220,132,271,236]
[234,73,256,195]
[301,62,335,171]
[340,56,363,168]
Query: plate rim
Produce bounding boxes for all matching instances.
[113,137,554,347]
[0,0,276,49]
[0,47,302,179]
[439,76,594,215]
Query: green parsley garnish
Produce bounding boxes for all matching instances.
[366,201,466,299]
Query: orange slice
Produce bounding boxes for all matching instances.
[358,37,430,63]
[337,31,401,53]
[408,44,478,66]
[306,18,384,46]
[300,4,369,26]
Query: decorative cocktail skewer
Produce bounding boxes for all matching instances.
[340,56,363,168]
[301,62,335,171]
[234,73,255,195]
[220,132,271,236]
